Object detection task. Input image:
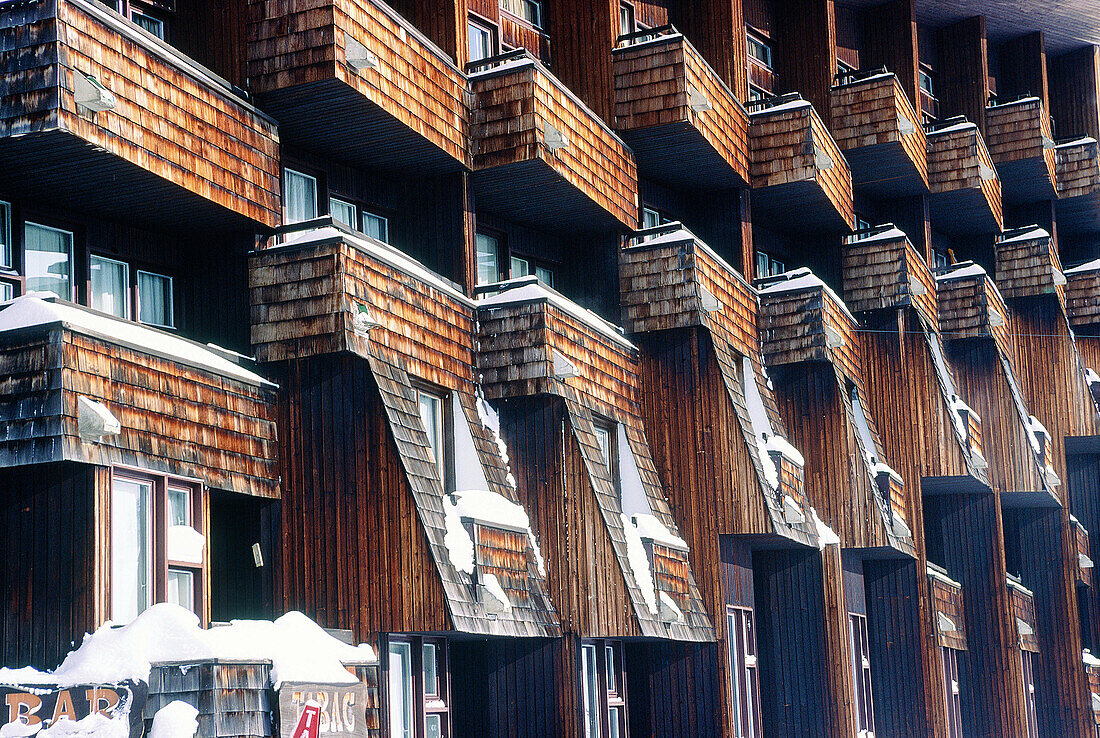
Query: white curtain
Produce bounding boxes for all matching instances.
[138,271,174,327]
[24,222,73,300]
[284,169,317,224]
[90,255,129,318]
[111,478,151,623]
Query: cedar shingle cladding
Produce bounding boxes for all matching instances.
[619,231,816,544]
[748,101,855,232]
[248,231,559,636]
[930,571,967,650]
[842,231,936,321]
[1055,139,1100,235]
[828,74,929,196]
[1067,264,1100,328]
[469,57,639,234]
[984,98,1057,203]
[612,34,750,189]
[476,287,713,641]
[0,325,279,498]
[758,277,914,553]
[0,0,281,229]
[926,123,1004,234]
[994,229,1065,305]
[247,0,469,172]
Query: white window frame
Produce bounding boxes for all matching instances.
[136,269,175,328]
[24,221,74,301]
[283,168,319,225]
[89,254,131,319]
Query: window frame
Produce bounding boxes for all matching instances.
[849,612,876,738]
[618,1,635,37]
[1021,650,1038,737]
[727,606,762,737]
[467,14,499,63]
[580,639,628,738]
[941,646,963,738]
[499,0,542,29]
[24,220,75,301]
[386,635,451,738]
[136,268,176,329]
[282,167,320,225]
[0,200,11,269]
[414,384,453,493]
[88,253,131,319]
[754,250,786,279]
[746,31,773,69]
[109,467,205,624]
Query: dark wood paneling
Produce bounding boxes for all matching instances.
[985,99,1058,203]
[671,0,748,101]
[999,32,1049,110]
[0,462,104,670]
[626,640,721,738]
[1050,46,1100,141]
[862,0,920,113]
[935,17,989,136]
[773,0,836,124]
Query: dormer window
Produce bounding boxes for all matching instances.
[417,385,450,490]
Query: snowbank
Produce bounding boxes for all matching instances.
[0,604,375,689]
[620,513,658,615]
[149,701,199,738]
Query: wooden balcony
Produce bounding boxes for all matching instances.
[926,119,1004,235]
[612,28,750,189]
[936,262,1012,352]
[748,96,855,232]
[0,0,281,230]
[475,276,639,406]
[469,51,639,235]
[984,98,1057,203]
[1008,575,1040,653]
[929,564,967,651]
[247,0,468,174]
[1055,138,1100,236]
[1076,519,1093,586]
[842,225,937,322]
[994,226,1065,303]
[0,294,278,498]
[757,268,862,381]
[1066,259,1100,329]
[829,72,929,197]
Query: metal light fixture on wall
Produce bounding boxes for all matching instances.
[74,73,117,113]
[345,34,379,71]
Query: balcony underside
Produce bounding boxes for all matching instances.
[845,141,928,197]
[471,160,631,235]
[620,123,750,190]
[0,129,264,232]
[751,180,853,232]
[997,157,1058,203]
[1057,192,1100,235]
[929,187,1002,235]
[256,79,466,176]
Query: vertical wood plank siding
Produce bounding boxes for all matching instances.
[0,462,105,670]
[1050,46,1100,142]
[935,17,990,136]
[247,0,470,171]
[612,34,751,189]
[469,58,639,233]
[0,0,281,229]
[1055,138,1100,236]
[828,74,929,196]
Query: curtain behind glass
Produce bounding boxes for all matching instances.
[111,478,151,623]
[90,255,129,318]
[24,223,73,300]
[284,170,317,224]
[138,271,174,327]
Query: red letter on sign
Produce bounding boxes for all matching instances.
[290,700,322,738]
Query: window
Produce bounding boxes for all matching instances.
[919,69,935,96]
[362,211,389,243]
[283,169,318,224]
[130,8,165,38]
[941,647,963,738]
[1021,651,1038,737]
[468,18,497,63]
[508,253,555,286]
[388,637,449,738]
[591,421,615,480]
[417,387,448,490]
[329,197,357,230]
[727,606,762,737]
[24,222,73,300]
[110,470,204,622]
[849,613,876,738]
[618,2,635,37]
[581,640,627,738]
[137,270,174,328]
[747,33,773,68]
[755,251,786,279]
[476,232,501,286]
[500,0,541,28]
[90,255,130,318]
[0,201,10,268]
[748,85,768,102]
[535,265,554,287]
[510,255,530,280]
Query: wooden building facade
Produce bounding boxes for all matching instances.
[5,0,1100,736]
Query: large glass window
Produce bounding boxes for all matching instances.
[727,606,762,737]
[476,233,501,286]
[388,641,414,738]
[941,646,963,738]
[24,222,73,300]
[111,477,153,623]
[111,472,204,622]
[137,270,174,328]
[581,640,627,738]
[284,169,318,224]
[1021,651,1038,737]
[468,18,496,63]
[581,644,601,738]
[90,255,130,318]
[618,2,635,37]
[388,637,449,738]
[849,613,876,738]
[500,0,541,28]
[747,33,773,68]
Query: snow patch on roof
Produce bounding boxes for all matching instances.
[34,711,130,738]
[467,57,537,77]
[1056,137,1097,148]
[444,488,545,577]
[1065,258,1100,275]
[0,604,375,689]
[477,278,636,349]
[757,268,857,322]
[0,294,272,386]
[617,424,651,518]
[631,513,687,549]
[927,564,962,588]
[764,434,805,468]
[848,226,907,245]
[1084,649,1100,667]
[999,227,1050,245]
[750,99,812,116]
[621,513,658,615]
[928,121,978,135]
[1086,368,1100,386]
[810,507,840,548]
[935,262,988,282]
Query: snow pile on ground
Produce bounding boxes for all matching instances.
[148,701,199,738]
[9,711,132,738]
[0,605,375,689]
